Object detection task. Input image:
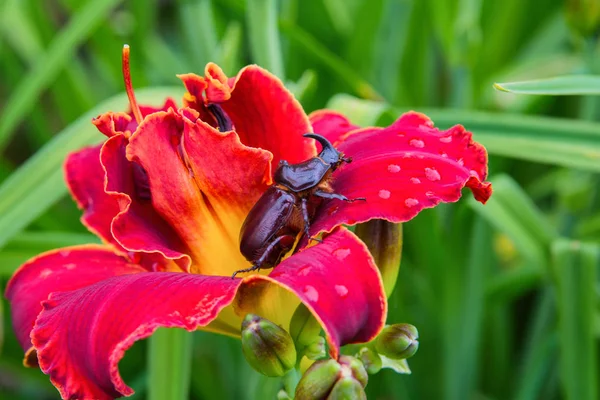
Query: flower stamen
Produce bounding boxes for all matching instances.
[122,44,143,124]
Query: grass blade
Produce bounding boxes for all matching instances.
[246,0,285,78]
[0,0,124,153]
[494,75,600,95]
[148,328,193,400]
[0,87,183,250]
[551,239,599,400]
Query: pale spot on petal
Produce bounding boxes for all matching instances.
[335,285,349,298]
[64,263,76,270]
[297,265,312,276]
[440,136,452,143]
[378,190,391,199]
[333,248,351,260]
[39,269,53,279]
[409,139,425,148]
[387,164,401,173]
[410,177,421,184]
[405,198,419,207]
[425,167,441,181]
[303,285,319,302]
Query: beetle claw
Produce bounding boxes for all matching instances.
[232,265,260,279]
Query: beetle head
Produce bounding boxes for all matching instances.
[303,133,348,170]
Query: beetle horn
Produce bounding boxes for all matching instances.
[303,133,340,164]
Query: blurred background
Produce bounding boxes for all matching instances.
[0,0,599,399]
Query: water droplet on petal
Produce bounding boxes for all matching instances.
[335,285,349,298]
[387,164,401,173]
[470,170,479,177]
[328,206,339,216]
[65,263,76,270]
[457,158,464,166]
[378,190,391,199]
[303,285,319,302]
[59,250,71,258]
[440,136,452,143]
[333,248,351,260]
[409,139,425,148]
[441,152,448,158]
[410,177,421,184]
[426,191,435,197]
[405,198,419,207]
[425,167,441,181]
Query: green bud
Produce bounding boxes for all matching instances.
[305,336,326,360]
[290,304,322,347]
[241,314,297,377]
[327,377,367,400]
[375,324,419,360]
[295,359,341,400]
[357,347,382,375]
[355,220,402,297]
[295,356,369,400]
[338,355,368,388]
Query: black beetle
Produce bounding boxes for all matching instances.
[233,133,365,278]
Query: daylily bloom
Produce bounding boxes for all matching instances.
[6,49,492,399]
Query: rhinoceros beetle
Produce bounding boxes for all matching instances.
[233,133,365,278]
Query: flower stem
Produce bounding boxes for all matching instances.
[148,328,193,400]
[282,367,301,398]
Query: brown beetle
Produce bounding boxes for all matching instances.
[233,134,365,278]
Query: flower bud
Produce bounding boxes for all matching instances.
[357,347,382,374]
[241,314,297,377]
[295,359,341,400]
[290,304,322,347]
[355,220,402,297]
[327,377,367,400]
[375,324,419,360]
[305,336,326,360]
[295,356,368,400]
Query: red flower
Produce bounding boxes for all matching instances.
[6,52,491,399]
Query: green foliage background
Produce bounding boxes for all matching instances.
[0,0,599,399]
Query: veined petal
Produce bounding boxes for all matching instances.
[31,273,241,399]
[309,110,360,145]
[126,110,271,276]
[101,134,191,272]
[5,245,145,364]
[310,112,492,235]
[65,145,124,252]
[202,63,316,168]
[235,228,386,359]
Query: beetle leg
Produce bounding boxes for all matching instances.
[232,235,290,278]
[301,197,322,243]
[314,189,366,202]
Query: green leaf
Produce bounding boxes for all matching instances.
[0,87,183,250]
[0,0,124,153]
[326,94,600,172]
[380,356,411,374]
[148,328,193,400]
[494,75,600,95]
[551,239,599,400]
[246,0,285,79]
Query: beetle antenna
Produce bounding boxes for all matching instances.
[122,44,143,124]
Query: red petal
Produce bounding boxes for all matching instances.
[93,112,133,138]
[203,63,316,169]
[236,228,386,358]
[31,273,241,399]
[127,110,270,275]
[309,110,360,145]
[65,145,124,252]
[177,73,217,126]
[5,246,144,359]
[101,134,192,271]
[310,112,492,235]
